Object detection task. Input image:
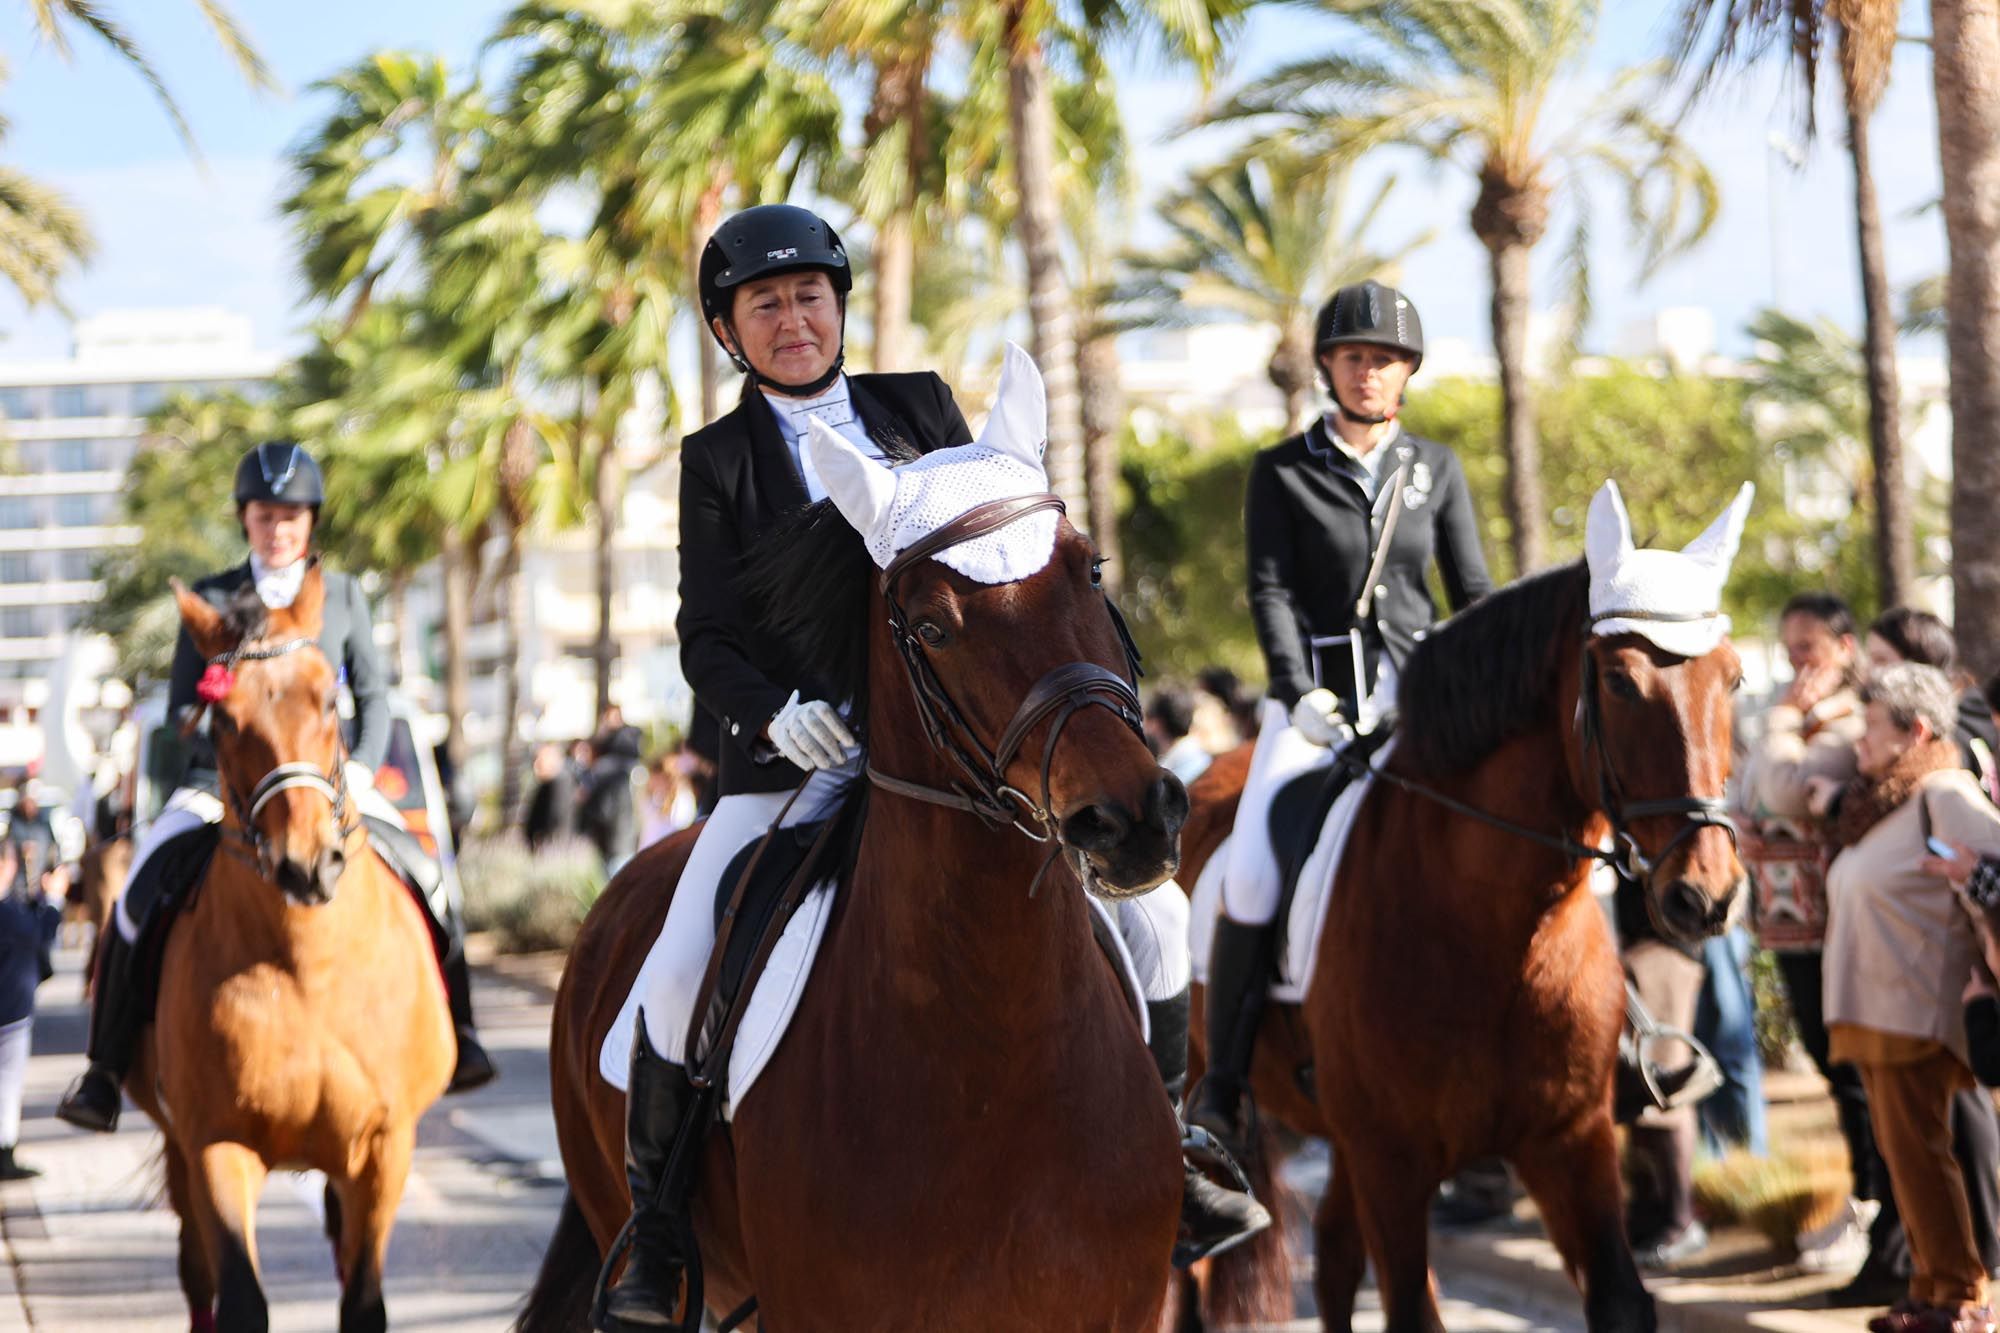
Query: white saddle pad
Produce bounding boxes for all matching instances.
[1190,748,1383,1003]
[599,884,1151,1120]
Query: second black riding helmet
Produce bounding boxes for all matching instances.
[1316,279,1424,425]
[699,203,853,397]
[233,440,325,509]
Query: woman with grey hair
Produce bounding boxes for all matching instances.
[1812,663,2000,1333]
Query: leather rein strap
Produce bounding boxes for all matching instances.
[866,493,1146,892]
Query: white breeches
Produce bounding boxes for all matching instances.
[117,781,407,942]
[1220,698,1336,926]
[619,756,1196,1067]
[628,762,861,1063]
[0,1017,27,1147]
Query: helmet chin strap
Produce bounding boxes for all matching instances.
[1331,388,1399,427]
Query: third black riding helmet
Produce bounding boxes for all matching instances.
[1315,280,1424,370]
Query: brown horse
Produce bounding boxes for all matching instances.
[72,833,132,1001]
[1184,560,1745,1333]
[518,500,1187,1331]
[129,568,454,1333]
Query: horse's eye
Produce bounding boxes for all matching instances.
[916,622,946,648]
[1605,670,1642,702]
[1090,559,1104,589]
[1731,673,1747,695]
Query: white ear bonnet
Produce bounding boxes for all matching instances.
[1585,480,1754,659]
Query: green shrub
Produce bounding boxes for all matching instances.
[458,833,605,953]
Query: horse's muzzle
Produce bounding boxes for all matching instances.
[274,846,347,907]
[1064,771,1189,899]
[1656,874,1743,944]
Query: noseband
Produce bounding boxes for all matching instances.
[194,635,359,870]
[862,494,1147,893]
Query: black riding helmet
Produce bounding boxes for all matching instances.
[698,203,852,396]
[233,440,324,512]
[1316,280,1424,425]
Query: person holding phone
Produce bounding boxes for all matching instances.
[1822,664,2000,1333]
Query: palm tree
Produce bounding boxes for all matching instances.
[1929,0,2000,672]
[0,118,93,307]
[1212,0,1717,574]
[1674,0,1912,607]
[1124,150,1432,428]
[25,0,274,147]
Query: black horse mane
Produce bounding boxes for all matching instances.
[736,436,923,738]
[1395,561,1590,778]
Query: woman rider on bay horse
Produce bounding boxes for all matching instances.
[595,202,1268,1330]
[56,441,496,1133]
[1190,281,1492,1155]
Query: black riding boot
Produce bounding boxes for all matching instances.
[57,928,142,1133]
[1189,917,1278,1160]
[441,951,497,1094]
[1150,986,1272,1267]
[597,1016,699,1332]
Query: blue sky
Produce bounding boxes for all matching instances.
[0,1,1948,363]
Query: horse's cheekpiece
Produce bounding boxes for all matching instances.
[197,636,360,886]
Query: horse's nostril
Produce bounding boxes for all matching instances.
[1062,803,1130,854]
[1146,773,1189,831]
[275,857,317,903]
[1662,880,1713,934]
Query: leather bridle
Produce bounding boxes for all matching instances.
[862,493,1148,895]
[193,635,358,872]
[1342,607,1738,940]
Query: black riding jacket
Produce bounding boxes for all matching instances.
[1246,419,1492,714]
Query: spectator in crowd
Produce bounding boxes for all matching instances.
[1812,664,2000,1333]
[1693,916,1768,1160]
[580,723,644,875]
[523,743,578,850]
[1868,608,2000,784]
[1144,685,1212,785]
[0,835,56,1180]
[640,746,700,849]
[1194,666,1255,751]
[1735,592,1881,1280]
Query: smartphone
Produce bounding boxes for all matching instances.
[1928,836,1959,859]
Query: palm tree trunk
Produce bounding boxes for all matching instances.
[1269,322,1316,430]
[1487,237,1545,575]
[1933,0,2000,673]
[593,414,620,721]
[868,54,926,373]
[1003,7,1086,518]
[1848,95,1914,608]
[497,529,525,825]
[1078,329,1124,594]
[387,575,410,685]
[695,176,727,424]
[439,526,473,776]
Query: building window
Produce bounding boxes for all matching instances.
[0,389,34,420]
[0,499,35,529]
[53,440,93,473]
[54,495,96,527]
[55,551,93,581]
[51,387,85,417]
[130,383,168,415]
[0,555,34,584]
[1,608,40,639]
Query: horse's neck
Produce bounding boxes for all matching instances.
[845,798,1097,1034]
[1430,724,1604,925]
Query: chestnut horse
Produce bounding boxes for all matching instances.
[1184,561,1744,1333]
[130,569,454,1332]
[73,833,131,1000]
[518,500,1186,1331]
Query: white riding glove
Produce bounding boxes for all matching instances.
[344,760,377,792]
[1290,688,1354,748]
[768,691,857,771]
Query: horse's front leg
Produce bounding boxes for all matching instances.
[1335,1138,1444,1333]
[332,1120,417,1333]
[1510,1111,1656,1333]
[162,1139,217,1330]
[192,1140,270,1333]
[1314,1152,1367,1333]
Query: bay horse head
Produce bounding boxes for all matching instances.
[173,561,355,906]
[761,343,1185,896]
[1576,480,1753,943]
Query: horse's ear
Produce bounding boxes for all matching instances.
[807,415,896,545]
[280,558,327,635]
[171,578,229,659]
[1680,482,1754,575]
[975,342,1048,470]
[1585,481,1634,576]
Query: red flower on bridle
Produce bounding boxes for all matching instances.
[196,663,236,703]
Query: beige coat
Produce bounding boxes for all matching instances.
[1824,767,2000,1065]
[1741,689,1865,827]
